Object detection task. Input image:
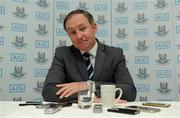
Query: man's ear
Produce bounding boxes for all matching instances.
[92,22,98,33]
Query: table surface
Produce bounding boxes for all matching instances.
[0,101,180,118]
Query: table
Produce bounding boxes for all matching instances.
[0,101,180,118]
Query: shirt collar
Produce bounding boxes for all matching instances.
[81,40,97,57]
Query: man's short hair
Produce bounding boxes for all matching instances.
[63,9,94,31]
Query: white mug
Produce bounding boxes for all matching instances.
[100,84,122,107]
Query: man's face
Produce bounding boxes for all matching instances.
[65,14,97,52]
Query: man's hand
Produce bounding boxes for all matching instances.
[56,82,87,99]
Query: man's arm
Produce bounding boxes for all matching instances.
[94,47,136,102]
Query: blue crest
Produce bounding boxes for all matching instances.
[115,2,128,13]
[157,82,171,93]
[12,6,28,18]
[139,96,148,101]
[156,53,170,65]
[57,13,66,24]
[36,0,49,8]
[35,24,48,35]
[10,66,26,79]
[155,25,169,37]
[135,13,148,24]
[116,28,128,39]
[34,52,48,64]
[96,15,107,25]
[155,0,168,9]
[12,36,27,49]
[135,40,149,51]
[136,68,150,79]
[33,81,45,93]
[77,2,88,10]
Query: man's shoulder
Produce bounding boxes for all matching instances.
[102,43,123,52]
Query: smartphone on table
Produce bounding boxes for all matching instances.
[126,105,161,113]
[142,102,171,108]
[107,107,140,115]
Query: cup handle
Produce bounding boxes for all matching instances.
[114,88,123,103]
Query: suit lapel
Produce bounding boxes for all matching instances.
[71,46,89,81]
[93,42,106,81]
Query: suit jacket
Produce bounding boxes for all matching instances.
[42,41,136,102]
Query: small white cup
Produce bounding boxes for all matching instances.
[100,84,122,107]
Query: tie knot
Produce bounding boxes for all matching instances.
[83,53,90,58]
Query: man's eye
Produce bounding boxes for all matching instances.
[80,27,86,31]
[69,31,76,35]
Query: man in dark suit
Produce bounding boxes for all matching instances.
[42,9,136,102]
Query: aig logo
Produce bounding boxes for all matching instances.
[133,1,147,10]
[96,29,108,37]
[0,37,4,46]
[12,23,27,32]
[155,13,169,22]
[56,1,69,10]
[56,28,67,36]
[115,43,129,51]
[156,70,171,78]
[95,4,107,11]
[136,84,150,92]
[10,53,26,62]
[0,5,5,14]
[135,56,149,64]
[36,12,49,21]
[134,28,148,37]
[35,40,49,48]
[176,26,180,34]
[155,41,170,49]
[115,17,128,25]
[34,69,48,77]
[9,84,25,93]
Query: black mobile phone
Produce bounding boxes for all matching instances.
[142,102,171,108]
[107,108,140,115]
[126,105,161,113]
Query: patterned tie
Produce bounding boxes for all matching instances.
[83,53,94,80]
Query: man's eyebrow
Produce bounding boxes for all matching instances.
[67,24,85,31]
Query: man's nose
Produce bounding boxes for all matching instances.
[76,31,83,39]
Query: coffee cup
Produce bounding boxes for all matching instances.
[100,84,122,107]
